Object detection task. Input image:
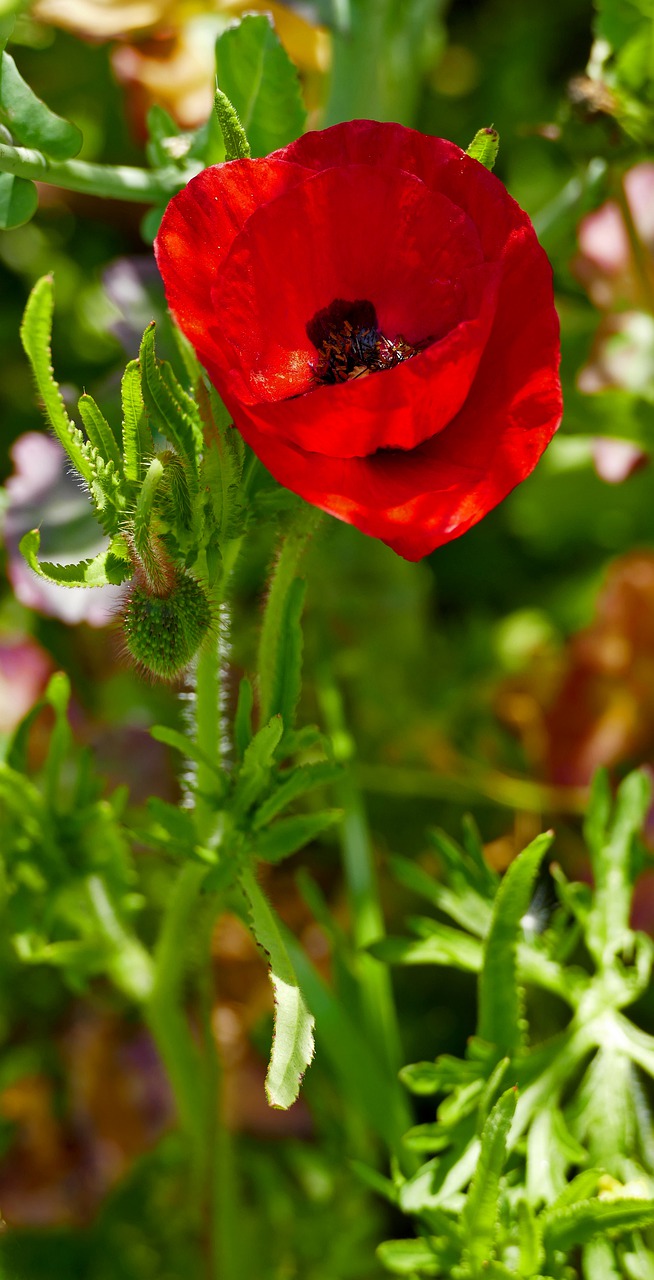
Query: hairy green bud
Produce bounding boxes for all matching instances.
[123,572,211,680]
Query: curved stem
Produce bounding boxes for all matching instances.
[615,172,654,318]
[0,141,187,202]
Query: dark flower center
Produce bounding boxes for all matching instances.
[307,299,423,386]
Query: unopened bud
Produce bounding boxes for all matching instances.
[123,572,211,680]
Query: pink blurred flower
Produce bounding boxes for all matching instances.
[0,637,53,735]
[574,163,654,311]
[3,433,124,627]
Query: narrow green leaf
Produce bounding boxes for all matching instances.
[517,1198,544,1274]
[233,716,284,815]
[466,126,500,170]
[587,768,651,961]
[240,866,314,1109]
[253,761,342,829]
[0,50,82,159]
[0,170,37,227]
[20,275,93,485]
[283,928,410,1151]
[389,852,492,938]
[121,359,151,482]
[214,86,251,160]
[478,832,554,1055]
[234,677,254,760]
[543,1198,654,1253]
[215,13,306,158]
[139,322,202,475]
[265,575,305,733]
[461,1087,517,1274]
[369,928,482,972]
[19,528,131,588]
[78,394,122,472]
[255,809,341,863]
[258,505,320,727]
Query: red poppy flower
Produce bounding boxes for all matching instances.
[155,120,562,560]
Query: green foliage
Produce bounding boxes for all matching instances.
[0,169,36,227]
[478,831,553,1055]
[215,14,306,158]
[0,674,151,999]
[466,126,500,170]
[240,865,315,1109]
[375,773,654,1276]
[591,0,654,140]
[0,48,82,159]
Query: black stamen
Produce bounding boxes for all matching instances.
[307,298,424,387]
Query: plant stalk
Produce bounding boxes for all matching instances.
[0,141,187,202]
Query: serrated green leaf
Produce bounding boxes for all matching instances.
[215,13,306,158]
[389,852,492,938]
[478,832,554,1055]
[258,505,320,729]
[587,768,651,962]
[0,50,82,159]
[255,809,341,863]
[543,1197,654,1253]
[466,126,500,170]
[233,716,284,816]
[461,1087,517,1274]
[283,927,410,1151]
[78,393,122,472]
[0,170,37,227]
[139,322,202,475]
[369,929,482,972]
[264,575,306,734]
[240,865,314,1109]
[19,528,131,588]
[376,1238,441,1275]
[253,761,342,829]
[121,359,151,483]
[20,275,93,485]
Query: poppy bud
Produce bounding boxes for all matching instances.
[123,571,211,681]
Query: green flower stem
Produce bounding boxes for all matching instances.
[146,862,209,1197]
[257,503,322,724]
[0,140,187,202]
[317,672,405,1082]
[193,536,242,839]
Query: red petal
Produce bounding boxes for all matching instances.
[154,157,310,365]
[228,223,561,560]
[206,163,498,456]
